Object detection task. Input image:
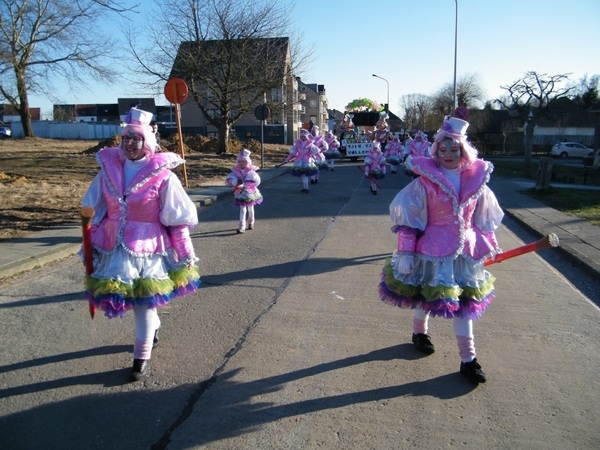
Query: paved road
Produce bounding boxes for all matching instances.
[1,162,598,449]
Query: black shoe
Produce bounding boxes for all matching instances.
[301,188,309,193]
[412,333,435,355]
[372,190,377,195]
[131,359,149,381]
[310,179,316,184]
[460,358,487,384]
[152,327,160,349]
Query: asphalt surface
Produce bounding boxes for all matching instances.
[1,161,599,449]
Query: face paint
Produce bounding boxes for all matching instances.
[122,132,145,160]
[438,139,461,157]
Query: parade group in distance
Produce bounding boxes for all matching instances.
[80,106,505,385]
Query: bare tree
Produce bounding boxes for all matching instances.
[568,74,599,109]
[0,0,137,136]
[496,71,573,177]
[126,0,312,154]
[431,73,485,115]
[399,94,433,131]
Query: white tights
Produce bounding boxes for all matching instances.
[413,307,476,362]
[239,204,255,229]
[133,304,161,360]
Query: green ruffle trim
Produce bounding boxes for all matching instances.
[168,265,201,289]
[381,259,495,303]
[85,265,200,298]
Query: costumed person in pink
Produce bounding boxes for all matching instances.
[378,117,504,384]
[310,125,329,184]
[384,134,404,174]
[225,149,263,234]
[403,131,431,178]
[81,107,200,381]
[363,142,387,195]
[372,112,389,150]
[408,131,431,157]
[323,130,342,170]
[285,129,320,193]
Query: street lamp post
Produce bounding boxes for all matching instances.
[452,0,458,113]
[372,74,389,113]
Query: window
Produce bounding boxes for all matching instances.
[309,100,317,108]
[271,88,283,103]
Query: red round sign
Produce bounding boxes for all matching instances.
[454,106,469,120]
[164,78,189,104]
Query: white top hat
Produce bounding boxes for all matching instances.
[444,117,469,137]
[239,149,251,158]
[127,108,153,126]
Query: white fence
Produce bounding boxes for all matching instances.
[10,121,122,140]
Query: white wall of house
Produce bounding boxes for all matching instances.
[535,126,594,136]
[10,121,122,139]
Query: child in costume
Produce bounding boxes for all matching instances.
[403,131,431,178]
[385,134,404,174]
[310,125,329,184]
[407,131,431,157]
[363,142,387,195]
[285,129,320,193]
[324,130,342,170]
[81,107,200,381]
[372,112,389,150]
[378,117,504,384]
[225,149,263,234]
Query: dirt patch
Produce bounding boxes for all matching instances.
[0,136,289,240]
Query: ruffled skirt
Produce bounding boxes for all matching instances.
[378,251,495,319]
[367,169,386,180]
[289,161,319,177]
[85,246,201,318]
[324,149,342,160]
[386,156,401,165]
[234,189,263,207]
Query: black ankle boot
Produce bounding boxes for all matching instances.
[131,359,149,381]
[412,333,435,355]
[460,358,487,384]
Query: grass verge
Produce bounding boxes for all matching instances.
[489,158,600,227]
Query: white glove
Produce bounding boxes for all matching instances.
[395,255,414,274]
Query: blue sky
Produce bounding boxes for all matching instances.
[28,0,600,118]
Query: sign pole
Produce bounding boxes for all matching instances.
[261,117,265,169]
[164,77,190,188]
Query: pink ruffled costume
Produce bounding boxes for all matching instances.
[226,166,263,207]
[82,147,200,318]
[378,156,504,319]
[286,138,320,177]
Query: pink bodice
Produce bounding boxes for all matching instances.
[91,147,183,255]
[397,158,499,262]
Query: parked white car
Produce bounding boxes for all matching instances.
[550,142,594,158]
[0,126,11,138]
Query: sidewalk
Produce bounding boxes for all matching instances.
[0,169,598,281]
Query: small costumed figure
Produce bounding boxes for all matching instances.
[403,131,431,178]
[285,129,320,193]
[408,131,431,157]
[378,117,504,384]
[310,125,329,183]
[363,142,387,195]
[340,113,357,143]
[385,134,404,174]
[225,149,263,234]
[372,112,389,149]
[323,130,342,170]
